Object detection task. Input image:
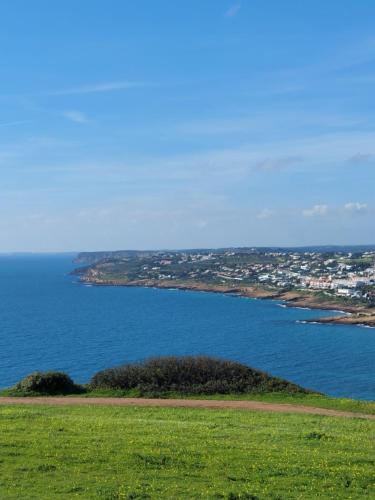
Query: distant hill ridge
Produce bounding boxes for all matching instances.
[74,245,375,264]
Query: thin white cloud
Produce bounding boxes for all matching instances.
[255,156,302,172]
[0,120,30,128]
[256,209,274,220]
[347,153,373,164]
[225,3,241,17]
[344,202,368,213]
[196,219,208,228]
[62,110,88,124]
[48,81,145,96]
[302,204,329,217]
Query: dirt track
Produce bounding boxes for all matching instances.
[0,397,374,419]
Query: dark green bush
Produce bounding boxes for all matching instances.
[90,356,309,395]
[15,371,82,395]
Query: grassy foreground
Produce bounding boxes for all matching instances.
[0,404,374,499]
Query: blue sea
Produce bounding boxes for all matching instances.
[0,254,374,400]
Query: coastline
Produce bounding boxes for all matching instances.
[79,276,375,327]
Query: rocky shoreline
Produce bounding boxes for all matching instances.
[309,314,375,328]
[79,275,375,328]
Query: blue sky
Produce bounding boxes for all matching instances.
[1,0,374,251]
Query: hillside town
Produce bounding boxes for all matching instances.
[78,248,375,304]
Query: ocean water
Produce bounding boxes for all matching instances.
[0,254,374,400]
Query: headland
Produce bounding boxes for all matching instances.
[73,246,375,327]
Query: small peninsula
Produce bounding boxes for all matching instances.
[73,247,375,327]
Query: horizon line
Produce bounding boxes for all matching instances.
[1,243,375,255]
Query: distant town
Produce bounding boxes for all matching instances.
[75,247,375,307]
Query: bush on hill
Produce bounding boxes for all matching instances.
[90,356,309,395]
[15,371,83,395]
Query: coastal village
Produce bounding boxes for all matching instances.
[78,248,375,306]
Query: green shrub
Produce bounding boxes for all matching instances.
[15,371,82,395]
[90,356,309,395]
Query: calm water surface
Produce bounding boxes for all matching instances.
[0,255,374,400]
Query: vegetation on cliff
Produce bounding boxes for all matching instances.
[7,357,308,397]
[90,356,308,395]
[14,371,84,395]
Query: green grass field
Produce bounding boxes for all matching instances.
[0,404,374,499]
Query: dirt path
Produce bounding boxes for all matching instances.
[0,397,374,419]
